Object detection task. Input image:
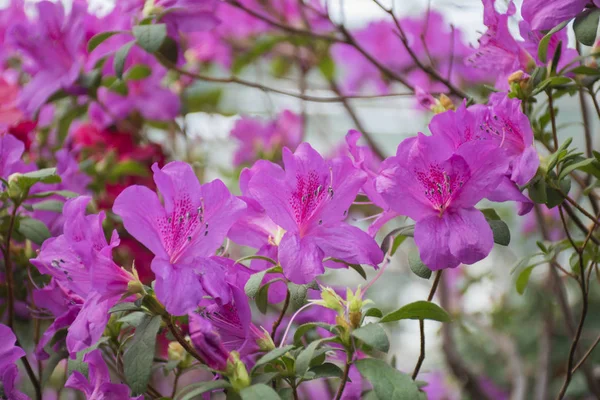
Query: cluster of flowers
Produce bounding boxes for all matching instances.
[0,0,593,397]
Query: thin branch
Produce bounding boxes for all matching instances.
[334,350,353,400]
[271,289,291,345]
[571,333,600,375]
[370,0,469,99]
[411,270,443,379]
[159,54,412,102]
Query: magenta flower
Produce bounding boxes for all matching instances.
[429,95,539,214]
[7,1,86,115]
[113,161,246,315]
[33,280,83,361]
[521,0,598,31]
[65,349,142,399]
[230,110,303,167]
[345,130,398,236]
[0,324,29,400]
[154,0,219,34]
[245,143,383,283]
[470,0,577,89]
[31,196,136,355]
[189,313,231,371]
[376,134,508,270]
[0,133,25,180]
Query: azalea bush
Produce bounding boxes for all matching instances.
[1,0,600,399]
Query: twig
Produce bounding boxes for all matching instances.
[165,317,206,364]
[370,0,469,99]
[271,289,291,345]
[159,54,412,102]
[334,350,353,400]
[411,270,443,379]
[328,78,386,160]
[548,90,559,150]
[571,333,600,375]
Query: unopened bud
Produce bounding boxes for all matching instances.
[227,352,251,392]
[256,327,276,352]
[168,342,185,362]
[508,70,526,84]
[439,94,455,111]
[127,279,145,295]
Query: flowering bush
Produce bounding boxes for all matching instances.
[1,0,600,399]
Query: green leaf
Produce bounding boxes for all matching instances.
[480,208,501,220]
[17,217,51,245]
[516,265,536,294]
[15,168,61,192]
[31,199,64,213]
[538,21,569,63]
[408,249,432,279]
[114,41,136,79]
[157,36,179,65]
[232,36,287,74]
[528,177,548,204]
[244,266,281,298]
[546,176,571,208]
[133,24,168,53]
[256,282,271,314]
[67,338,109,377]
[252,345,295,372]
[175,380,232,400]
[109,302,143,314]
[574,8,600,46]
[381,225,415,255]
[307,362,344,380]
[355,359,422,400]
[88,31,127,53]
[123,314,161,395]
[364,307,383,319]
[296,338,329,377]
[240,384,281,400]
[380,301,450,323]
[559,158,596,180]
[352,323,390,353]
[571,65,600,75]
[288,281,318,310]
[182,86,223,114]
[28,190,79,199]
[57,105,88,145]
[293,322,336,344]
[488,219,511,246]
[108,159,149,181]
[318,55,336,80]
[124,64,152,81]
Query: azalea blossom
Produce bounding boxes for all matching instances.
[521,0,600,31]
[31,196,137,355]
[0,133,25,180]
[429,95,539,214]
[65,349,142,399]
[244,142,383,283]
[0,324,30,400]
[376,133,507,270]
[230,110,303,167]
[7,1,86,115]
[113,161,246,315]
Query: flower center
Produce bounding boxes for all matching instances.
[289,169,333,227]
[415,163,464,214]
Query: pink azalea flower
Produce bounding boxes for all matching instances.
[31,196,136,356]
[230,110,303,167]
[113,161,247,315]
[429,95,539,215]
[521,0,599,31]
[470,0,578,89]
[7,1,87,115]
[0,133,25,180]
[376,134,508,270]
[65,349,142,399]
[345,130,398,236]
[33,279,83,361]
[154,0,219,34]
[0,324,30,400]
[244,142,383,284]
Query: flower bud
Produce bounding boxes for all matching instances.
[438,94,455,111]
[317,287,344,314]
[227,352,251,392]
[508,70,525,84]
[256,327,276,352]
